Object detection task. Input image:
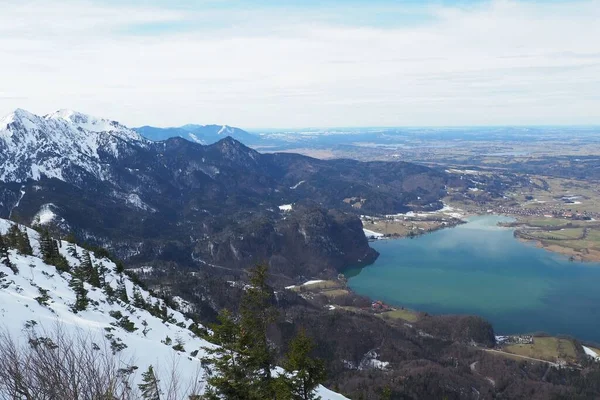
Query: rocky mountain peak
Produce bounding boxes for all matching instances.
[1,108,44,134]
[0,108,145,183]
[212,136,260,164]
[44,109,135,136]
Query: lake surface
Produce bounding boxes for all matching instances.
[347,215,600,342]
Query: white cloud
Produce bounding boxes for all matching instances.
[0,0,599,128]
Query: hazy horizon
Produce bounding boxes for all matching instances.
[2,0,599,128]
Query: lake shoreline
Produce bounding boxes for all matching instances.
[349,214,600,343]
[364,211,600,264]
[517,237,600,263]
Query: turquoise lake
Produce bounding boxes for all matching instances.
[347,215,600,342]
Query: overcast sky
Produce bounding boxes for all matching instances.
[1,0,599,128]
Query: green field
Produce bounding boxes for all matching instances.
[504,337,578,363]
[545,228,600,252]
[529,228,584,240]
[524,218,572,227]
[585,230,600,242]
[321,289,351,298]
[486,349,547,363]
[378,308,419,323]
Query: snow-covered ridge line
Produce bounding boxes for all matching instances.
[0,108,145,183]
[0,218,346,399]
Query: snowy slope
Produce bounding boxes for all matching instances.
[0,108,146,183]
[0,218,346,399]
[46,109,140,138]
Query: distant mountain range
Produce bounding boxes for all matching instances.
[134,123,259,145]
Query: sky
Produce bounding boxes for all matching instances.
[0,0,599,129]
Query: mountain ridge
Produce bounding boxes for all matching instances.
[135,123,257,145]
[0,108,447,281]
[0,108,145,183]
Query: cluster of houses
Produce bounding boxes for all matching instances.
[370,300,392,312]
[474,202,598,221]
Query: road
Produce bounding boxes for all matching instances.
[483,349,559,366]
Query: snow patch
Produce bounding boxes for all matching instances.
[284,280,325,290]
[9,188,26,218]
[217,125,233,135]
[303,280,324,286]
[32,203,57,226]
[290,180,306,190]
[126,193,155,212]
[188,133,205,144]
[363,228,384,239]
[583,346,600,361]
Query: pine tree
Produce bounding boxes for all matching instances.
[103,282,115,298]
[67,241,78,259]
[0,234,17,274]
[239,264,278,398]
[144,299,160,318]
[39,229,70,273]
[79,250,92,278]
[116,280,129,303]
[115,260,125,274]
[5,224,20,248]
[133,287,147,309]
[138,365,161,400]
[89,265,101,288]
[97,262,109,287]
[52,253,71,273]
[80,250,100,287]
[18,228,33,256]
[280,329,326,400]
[69,276,89,312]
[39,229,54,260]
[202,310,253,400]
[160,302,169,322]
[202,264,279,400]
[5,225,32,255]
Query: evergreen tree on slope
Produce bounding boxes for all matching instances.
[280,329,326,400]
[0,234,17,274]
[139,365,162,400]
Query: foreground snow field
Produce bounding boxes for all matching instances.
[0,218,347,399]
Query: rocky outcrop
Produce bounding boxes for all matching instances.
[193,205,378,279]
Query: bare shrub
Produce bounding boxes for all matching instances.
[0,323,204,400]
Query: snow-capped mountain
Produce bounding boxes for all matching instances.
[0,217,346,399]
[0,108,146,183]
